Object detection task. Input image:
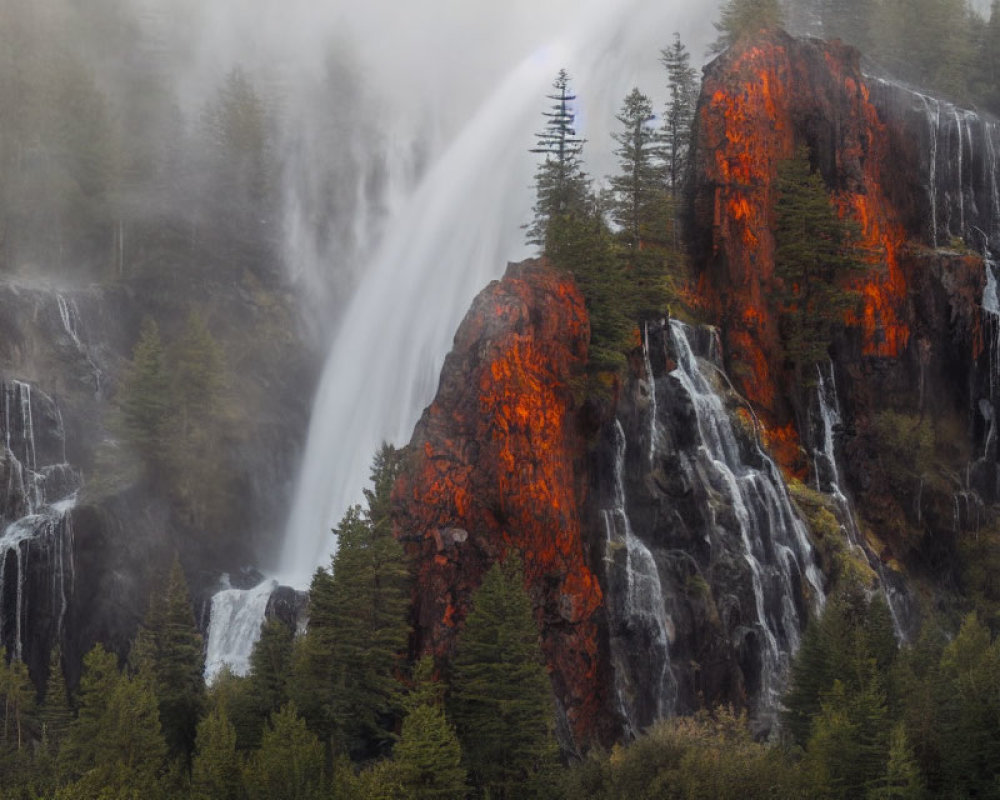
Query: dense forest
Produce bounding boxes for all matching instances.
[3,0,1000,797]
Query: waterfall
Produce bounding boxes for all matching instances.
[603,418,677,734]
[204,0,721,678]
[812,363,912,638]
[0,380,79,664]
[55,294,103,396]
[203,579,278,683]
[666,320,824,715]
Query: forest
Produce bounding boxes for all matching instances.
[3,0,1000,797]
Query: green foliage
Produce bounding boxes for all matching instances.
[39,647,73,754]
[131,556,206,762]
[244,703,325,800]
[660,33,699,198]
[392,656,468,800]
[527,70,591,249]
[59,660,169,800]
[564,707,809,799]
[448,556,559,799]
[290,443,411,759]
[191,706,245,800]
[711,0,784,54]
[773,147,865,377]
[606,88,663,250]
[118,316,170,464]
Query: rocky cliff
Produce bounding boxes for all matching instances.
[393,260,609,745]
[395,30,1000,747]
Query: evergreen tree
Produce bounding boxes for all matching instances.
[772,147,865,381]
[394,657,468,800]
[39,646,73,752]
[244,703,325,800]
[244,618,294,748]
[59,667,169,800]
[294,444,411,759]
[191,706,245,800]
[448,556,559,799]
[867,722,926,800]
[711,0,784,53]
[59,643,120,779]
[527,69,591,250]
[660,34,698,198]
[119,316,170,465]
[607,88,662,251]
[131,556,206,762]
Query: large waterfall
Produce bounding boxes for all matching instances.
[205,0,721,677]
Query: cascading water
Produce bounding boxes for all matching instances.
[204,0,721,678]
[639,320,825,719]
[602,418,677,734]
[810,363,912,638]
[0,380,78,665]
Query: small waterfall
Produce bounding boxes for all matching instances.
[666,320,824,714]
[204,578,277,682]
[602,418,676,733]
[811,363,912,638]
[55,294,103,396]
[0,380,79,664]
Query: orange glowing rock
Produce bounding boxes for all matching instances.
[691,31,915,470]
[393,259,605,745]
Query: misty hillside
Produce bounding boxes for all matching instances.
[2,0,1000,797]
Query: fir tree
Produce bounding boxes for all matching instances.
[660,34,698,198]
[119,316,170,464]
[295,444,411,759]
[191,706,245,800]
[244,703,325,800]
[711,0,784,53]
[244,618,294,748]
[394,656,468,800]
[607,88,662,251]
[448,556,559,799]
[772,146,865,382]
[527,69,591,250]
[131,555,206,762]
[39,646,73,752]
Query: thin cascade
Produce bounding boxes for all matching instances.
[602,418,676,733]
[667,320,824,712]
[642,321,664,469]
[812,363,910,639]
[55,294,103,395]
[0,379,80,662]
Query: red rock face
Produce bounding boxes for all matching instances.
[393,259,606,744]
[691,32,911,465]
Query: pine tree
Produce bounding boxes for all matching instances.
[607,88,662,251]
[59,643,120,779]
[245,617,294,747]
[39,646,73,752]
[448,556,559,799]
[867,722,926,800]
[295,444,411,759]
[0,650,35,754]
[660,34,698,198]
[772,146,865,381]
[527,69,591,250]
[191,706,245,800]
[244,703,325,800]
[393,656,468,800]
[119,316,170,465]
[711,0,784,54]
[59,666,169,800]
[131,556,206,762]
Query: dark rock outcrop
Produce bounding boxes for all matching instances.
[393,259,609,746]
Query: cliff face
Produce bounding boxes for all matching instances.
[393,259,608,744]
[690,32,916,464]
[395,31,997,746]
